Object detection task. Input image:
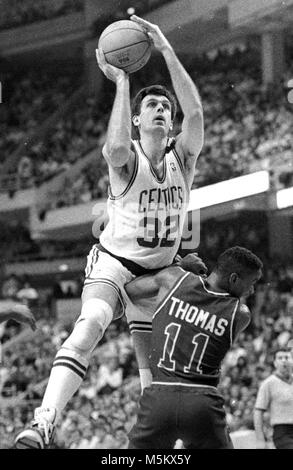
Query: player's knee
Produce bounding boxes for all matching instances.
[63,299,113,356]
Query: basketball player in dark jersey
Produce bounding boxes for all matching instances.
[126,246,263,449]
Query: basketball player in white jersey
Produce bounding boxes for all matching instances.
[14,15,203,449]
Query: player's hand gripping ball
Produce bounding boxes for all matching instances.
[98,20,152,73]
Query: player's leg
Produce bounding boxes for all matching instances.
[128,386,177,449]
[124,296,157,391]
[15,249,132,449]
[42,284,117,415]
[14,284,118,449]
[181,389,233,449]
[131,331,152,390]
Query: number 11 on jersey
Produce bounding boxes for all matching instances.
[158,322,210,374]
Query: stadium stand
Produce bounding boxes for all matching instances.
[0,0,84,30]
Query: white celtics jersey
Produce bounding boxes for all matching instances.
[99,139,190,269]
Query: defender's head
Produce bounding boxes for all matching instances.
[214,246,263,298]
[132,85,177,137]
[273,348,293,375]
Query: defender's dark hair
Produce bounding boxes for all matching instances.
[215,246,263,279]
[132,85,177,120]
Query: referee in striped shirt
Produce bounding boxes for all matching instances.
[254,348,293,449]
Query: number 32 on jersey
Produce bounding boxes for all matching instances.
[137,214,180,248]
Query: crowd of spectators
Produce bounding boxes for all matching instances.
[192,48,293,190]
[0,315,139,449]
[0,66,80,183]
[0,0,176,31]
[0,219,94,264]
[31,95,108,186]
[0,221,39,263]
[0,0,83,30]
[198,212,269,268]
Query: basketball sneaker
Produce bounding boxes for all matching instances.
[14,407,57,449]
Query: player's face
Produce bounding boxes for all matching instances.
[136,94,172,135]
[230,268,262,298]
[274,351,293,375]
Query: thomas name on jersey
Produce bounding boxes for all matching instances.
[168,296,229,336]
[138,186,184,212]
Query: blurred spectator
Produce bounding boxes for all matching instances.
[95,355,124,395]
[0,0,83,30]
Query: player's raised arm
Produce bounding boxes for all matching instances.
[130,15,203,170]
[96,48,133,168]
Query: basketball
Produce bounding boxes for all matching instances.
[98,20,152,74]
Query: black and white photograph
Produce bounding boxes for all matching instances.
[0,0,293,457]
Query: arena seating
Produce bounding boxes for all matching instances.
[0,0,83,30]
[0,67,80,187]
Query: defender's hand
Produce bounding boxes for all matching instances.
[178,252,208,276]
[9,303,37,331]
[130,15,171,52]
[96,48,128,83]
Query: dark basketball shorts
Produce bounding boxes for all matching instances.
[128,384,233,449]
[273,424,293,449]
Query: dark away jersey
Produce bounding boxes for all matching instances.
[150,272,240,387]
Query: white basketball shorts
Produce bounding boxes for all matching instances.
[84,244,155,331]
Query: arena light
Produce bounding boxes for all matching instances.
[59,264,68,272]
[276,187,293,209]
[188,171,270,211]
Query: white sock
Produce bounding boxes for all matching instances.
[41,348,88,421]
